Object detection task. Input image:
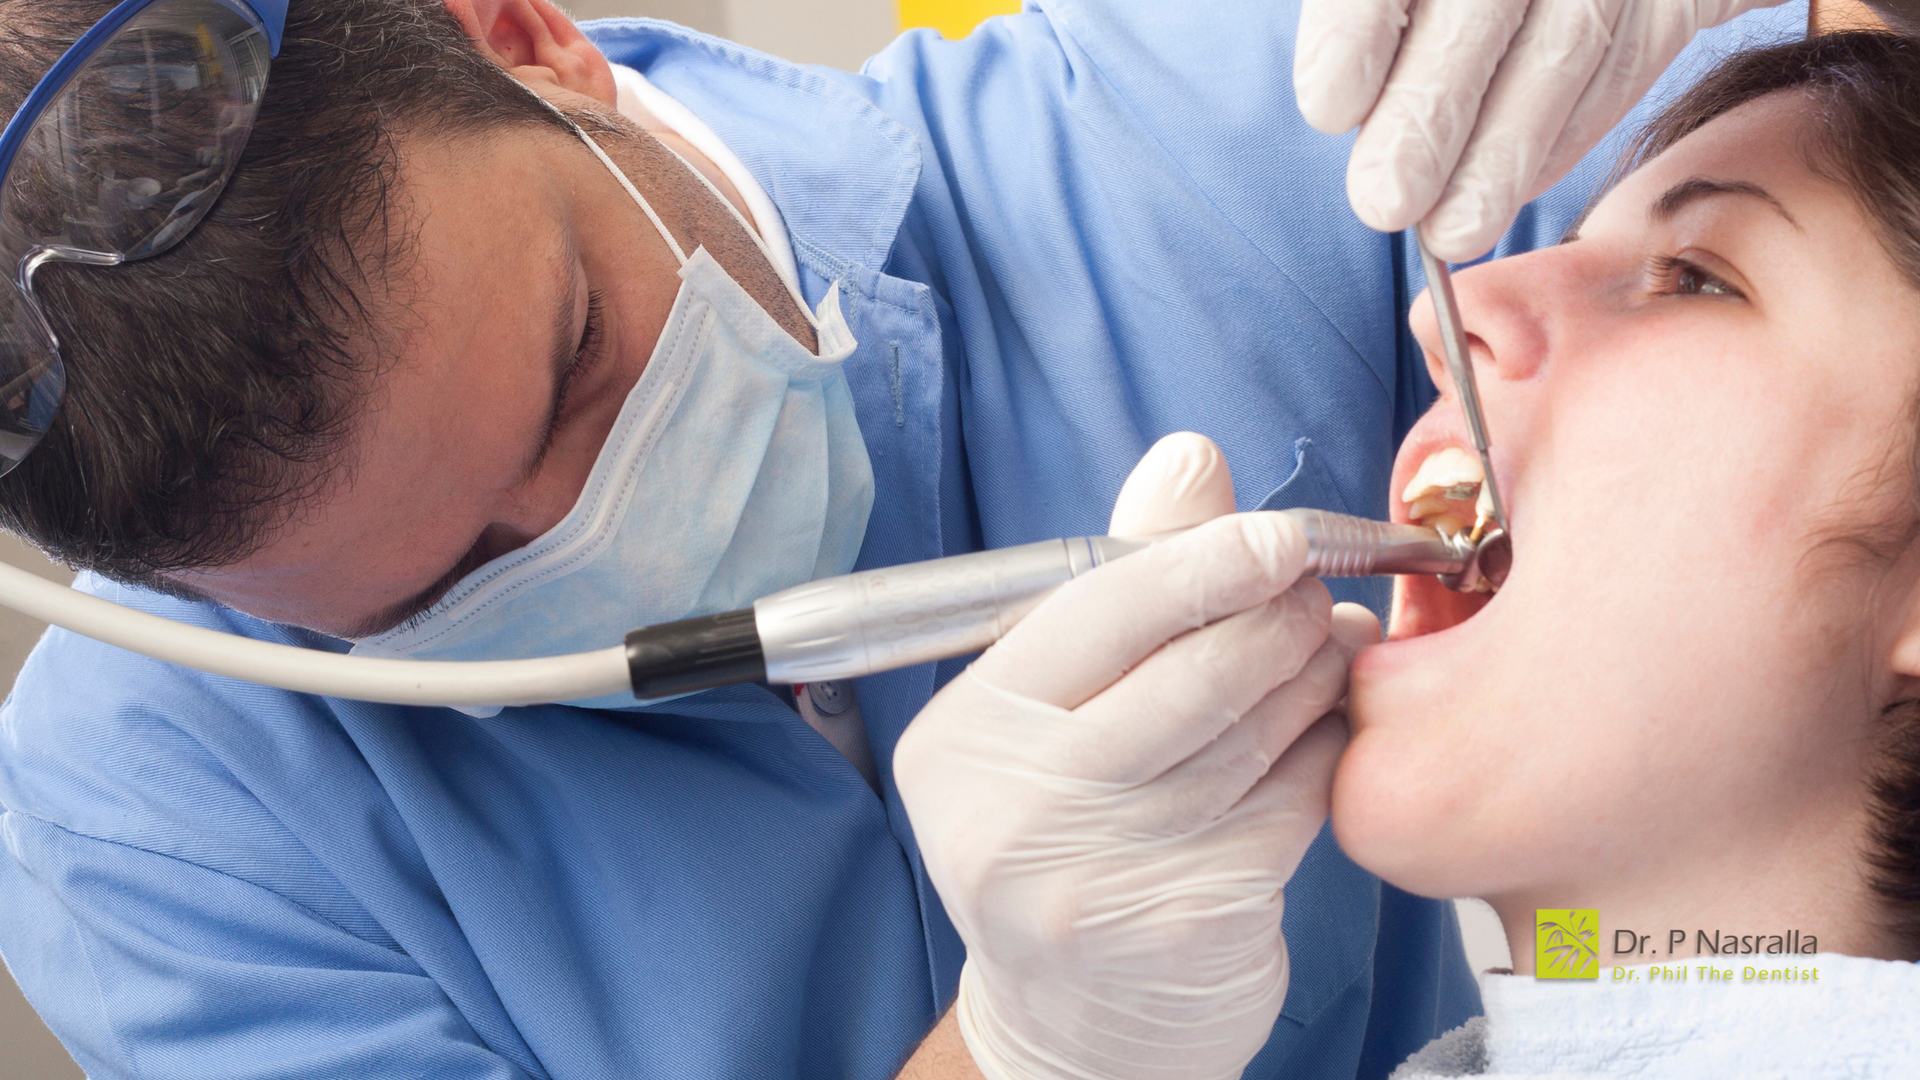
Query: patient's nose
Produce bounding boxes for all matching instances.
[1408,251,1555,394]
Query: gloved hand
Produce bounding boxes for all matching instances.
[895,433,1379,1080]
[1294,0,1784,261]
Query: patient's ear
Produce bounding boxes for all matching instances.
[442,0,617,109]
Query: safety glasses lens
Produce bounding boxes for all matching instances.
[0,279,61,474]
[1,0,270,263]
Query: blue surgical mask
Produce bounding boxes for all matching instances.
[351,123,873,714]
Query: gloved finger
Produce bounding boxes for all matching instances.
[1345,0,1531,234]
[974,512,1312,710]
[1330,601,1382,653]
[1213,711,1349,880]
[1533,0,1766,214]
[1294,0,1416,135]
[1120,613,1358,834]
[1420,0,1623,262]
[1108,432,1237,538]
[1068,578,1332,785]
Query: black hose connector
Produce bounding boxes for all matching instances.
[625,608,766,699]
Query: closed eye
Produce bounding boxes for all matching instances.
[545,287,607,453]
[362,285,608,640]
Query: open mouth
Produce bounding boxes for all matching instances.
[1389,446,1509,641]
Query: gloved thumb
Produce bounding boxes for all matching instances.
[1109,432,1238,538]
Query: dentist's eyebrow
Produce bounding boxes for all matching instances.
[351,543,492,639]
[1648,176,1800,230]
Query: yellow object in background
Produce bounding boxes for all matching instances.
[898,0,1021,39]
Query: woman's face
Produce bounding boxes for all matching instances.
[1338,90,1920,910]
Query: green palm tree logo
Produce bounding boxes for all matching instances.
[1535,909,1600,979]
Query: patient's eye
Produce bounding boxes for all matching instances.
[1651,254,1742,299]
[1674,264,1733,296]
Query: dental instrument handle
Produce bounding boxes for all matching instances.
[629,533,1151,698]
[624,509,1475,698]
[1417,232,1511,535]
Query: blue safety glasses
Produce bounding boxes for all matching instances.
[0,0,286,474]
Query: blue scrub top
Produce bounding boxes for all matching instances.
[0,3,1804,1078]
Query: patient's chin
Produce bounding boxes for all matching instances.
[1329,726,1493,899]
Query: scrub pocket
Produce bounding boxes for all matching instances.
[1254,438,1390,620]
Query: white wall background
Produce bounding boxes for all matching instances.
[566,0,900,71]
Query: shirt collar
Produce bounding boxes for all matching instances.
[583,19,923,284]
[609,62,803,299]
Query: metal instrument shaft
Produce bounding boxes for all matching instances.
[1417,232,1510,535]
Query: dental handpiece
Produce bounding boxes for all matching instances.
[621,508,1508,699]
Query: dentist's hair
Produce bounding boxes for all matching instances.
[1619,30,1920,956]
[0,0,568,589]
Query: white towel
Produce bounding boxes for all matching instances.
[1392,954,1920,1079]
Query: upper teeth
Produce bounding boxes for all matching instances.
[1402,447,1490,537]
[1401,447,1482,503]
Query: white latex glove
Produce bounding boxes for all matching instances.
[1295,0,1785,261]
[895,433,1380,1080]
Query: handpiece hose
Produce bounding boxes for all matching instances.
[0,509,1475,708]
[624,508,1474,698]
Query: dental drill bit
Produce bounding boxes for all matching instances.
[1417,231,1510,537]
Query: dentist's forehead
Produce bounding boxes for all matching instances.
[170,134,588,631]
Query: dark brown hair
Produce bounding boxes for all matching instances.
[1619,30,1920,957]
[0,0,567,588]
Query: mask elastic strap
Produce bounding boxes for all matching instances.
[524,89,689,267]
[570,123,689,267]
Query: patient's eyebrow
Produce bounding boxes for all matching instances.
[1649,176,1799,230]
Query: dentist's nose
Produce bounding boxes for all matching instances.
[474,485,580,565]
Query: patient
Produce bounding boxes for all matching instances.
[1336,31,1920,1077]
